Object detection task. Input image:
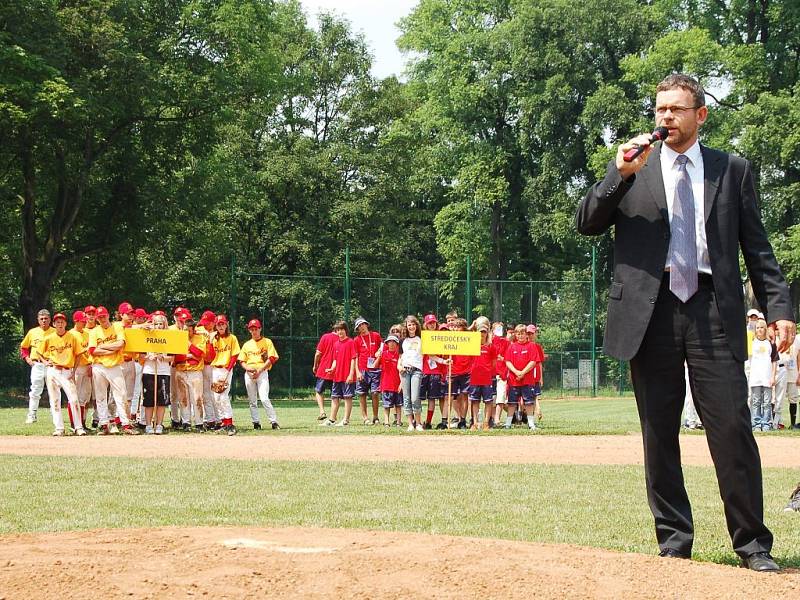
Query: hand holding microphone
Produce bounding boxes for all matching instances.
[616,126,669,179]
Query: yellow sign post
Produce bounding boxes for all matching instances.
[124,328,188,355]
[421,330,481,356]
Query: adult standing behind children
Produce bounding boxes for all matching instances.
[20,308,53,424]
[576,73,794,571]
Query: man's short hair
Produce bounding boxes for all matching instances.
[333,320,348,334]
[656,74,706,108]
[37,309,51,317]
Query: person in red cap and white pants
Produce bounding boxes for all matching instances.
[68,310,92,431]
[37,313,88,436]
[239,319,280,430]
[209,314,240,435]
[20,308,54,423]
[198,310,219,429]
[168,307,189,428]
[87,306,139,435]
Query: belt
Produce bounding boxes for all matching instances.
[662,271,713,286]
[53,365,72,371]
[778,363,786,368]
[124,357,133,362]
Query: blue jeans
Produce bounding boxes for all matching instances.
[401,368,422,416]
[750,386,773,430]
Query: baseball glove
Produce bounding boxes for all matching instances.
[210,379,228,394]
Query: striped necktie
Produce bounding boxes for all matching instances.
[669,154,698,303]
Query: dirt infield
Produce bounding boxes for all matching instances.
[0,526,797,599]
[1,432,799,467]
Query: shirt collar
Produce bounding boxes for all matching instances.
[662,138,702,168]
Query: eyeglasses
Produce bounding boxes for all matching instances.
[655,105,699,116]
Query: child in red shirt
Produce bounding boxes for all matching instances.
[527,324,545,422]
[468,325,497,430]
[312,327,337,421]
[504,324,540,431]
[421,313,448,429]
[448,318,474,430]
[375,335,402,426]
[320,321,356,427]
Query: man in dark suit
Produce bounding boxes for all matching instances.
[576,74,795,571]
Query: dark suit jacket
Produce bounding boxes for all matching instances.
[576,144,793,362]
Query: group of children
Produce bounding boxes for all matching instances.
[312,311,546,431]
[19,304,280,436]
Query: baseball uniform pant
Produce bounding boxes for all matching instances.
[175,370,204,425]
[92,364,129,427]
[211,367,234,420]
[130,361,144,421]
[45,367,82,433]
[28,361,47,415]
[121,360,137,418]
[203,365,217,424]
[772,371,796,429]
[169,366,181,422]
[245,371,277,424]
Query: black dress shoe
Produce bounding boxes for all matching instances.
[658,548,689,559]
[740,552,780,572]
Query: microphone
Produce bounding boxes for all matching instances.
[622,126,669,162]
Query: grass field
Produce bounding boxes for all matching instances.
[2,393,800,570]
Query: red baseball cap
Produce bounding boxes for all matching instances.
[173,306,185,316]
[96,306,109,318]
[215,314,228,325]
[72,310,87,323]
[133,308,148,319]
[118,302,134,315]
[438,323,450,330]
[151,310,166,317]
[247,319,261,329]
[84,305,97,314]
[424,313,438,325]
[526,324,538,334]
[201,310,216,321]
[180,309,193,321]
[52,312,67,322]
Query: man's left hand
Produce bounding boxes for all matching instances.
[770,320,796,353]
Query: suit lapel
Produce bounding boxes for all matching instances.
[701,145,724,223]
[638,145,668,225]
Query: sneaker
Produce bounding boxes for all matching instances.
[373,418,380,425]
[182,423,191,432]
[108,423,120,434]
[778,423,786,430]
[97,425,111,436]
[317,413,328,421]
[25,412,37,424]
[435,422,447,430]
[335,420,350,427]
[271,422,280,430]
[171,419,181,429]
[319,419,335,427]
[90,420,99,430]
[52,429,64,437]
[226,424,237,436]
[407,423,415,432]
[253,422,262,430]
[363,418,371,425]
[136,422,147,431]
[155,424,164,435]
[145,425,154,435]
[528,422,537,431]
[793,424,800,430]
[194,424,206,433]
[75,428,87,436]
[122,425,140,435]
[423,422,432,430]
[457,420,467,430]
[415,423,424,432]
[504,423,512,430]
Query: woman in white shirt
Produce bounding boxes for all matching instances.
[398,315,424,431]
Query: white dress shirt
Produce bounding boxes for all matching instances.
[661,140,711,274]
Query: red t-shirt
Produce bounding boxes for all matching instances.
[315,332,337,379]
[354,331,382,371]
[422,354,442,375]
[469,343,497,386]
[532,342,544,383]
[379,349,401,392]
[492,336,510,380]
[331,338,356,383]
[451,354,474,376]
[506,341,539,386]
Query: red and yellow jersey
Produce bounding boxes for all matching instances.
[69,327,91,366]
[88,322,126,368]
[239,337,279,371]
[210,333,240,368]
[176,332,211,372]
[39,331,85,369]
[116,321,139,362]
[21,326,54,362]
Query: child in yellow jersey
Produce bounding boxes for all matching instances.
[198,311,219,429]
[68,310,92,431]
[174,318,213,431]
[209,314,240,435]
[38,313,87,436]
[20,308,54,424]
[88,306,139,435]
[239,319,280,430]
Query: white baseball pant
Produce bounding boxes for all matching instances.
[203,365,217,424]
[28,361,48,414]
[169,366,180,422]
[120,360,137,418]
[130,361,144,421]
[773,368,795,429]
[92,364,129,427]
[245,370,277,424]
[211,367,234,420]
[175,370,204,425]
[45,367,82,433]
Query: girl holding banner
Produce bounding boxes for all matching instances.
[141,314,173,434]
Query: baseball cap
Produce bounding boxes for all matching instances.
[438,323,450,330]
[526,324,538,334]
[247,319,261,329]
[201,310,216,321]
[133,308,148,319]
[424,314,438,325]
[354,317,369,329]
[72,310,87,323]
[747,309,759,317]
[385,335,400,345]
[173,306,185,316]
[151,310,166,317]
[180,309,193,321]
[83,305,97,314]
[118,302,134,315]
[96,306,109,318]
[477,324,489,333]
[52,312,67,322]
[215,314,228,325]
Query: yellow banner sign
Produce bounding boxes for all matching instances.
[124,328,188,354]
[421,330,482,356]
